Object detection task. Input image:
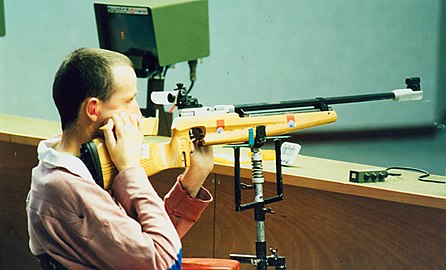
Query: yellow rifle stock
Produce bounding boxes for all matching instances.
[80,77,422,190]
[84,110,336,190]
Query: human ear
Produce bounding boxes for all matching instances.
[85,98,100,122]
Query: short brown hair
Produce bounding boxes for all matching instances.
[52,48,134,130]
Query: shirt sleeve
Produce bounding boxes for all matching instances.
[164,174,213,238]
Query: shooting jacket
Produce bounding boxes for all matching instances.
[26,135,212,270]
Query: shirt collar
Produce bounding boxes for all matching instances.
[38,134,95,183]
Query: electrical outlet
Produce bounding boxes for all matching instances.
[349,170,388,183]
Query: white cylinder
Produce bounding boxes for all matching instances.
[150,91,178,105]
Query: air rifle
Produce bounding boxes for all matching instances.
[80,77,422,190]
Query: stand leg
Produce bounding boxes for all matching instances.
[229,135,287,269]
[252,148,267,270]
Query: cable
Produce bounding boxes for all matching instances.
[162,65,170,77]
[187,80,195,94]
[386,166,446,184]
[187,60,197,94]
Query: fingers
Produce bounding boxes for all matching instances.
[110,113,125,139]
[137,117,144,135]
[193,144,213,155]
[100,112,144,172]
[101,118,116,149]
[110,112,143,139]
[190,145,214,170]
[130,114,144,138]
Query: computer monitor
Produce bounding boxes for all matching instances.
[94,0,210,77]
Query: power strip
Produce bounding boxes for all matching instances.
[349,170,388,183]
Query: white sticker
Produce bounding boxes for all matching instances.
[141,144,150,159]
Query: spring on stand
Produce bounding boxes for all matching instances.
[251,151,264,181]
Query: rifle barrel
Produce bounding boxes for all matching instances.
[234,92,395,116]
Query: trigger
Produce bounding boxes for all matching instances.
[189,140,196,153]
[189,127,205,144]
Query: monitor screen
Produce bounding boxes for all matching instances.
[95,5,158,77]
[95,0,210,78]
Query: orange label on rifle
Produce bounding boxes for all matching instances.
[216,119,225,134]
[286,114,296,128]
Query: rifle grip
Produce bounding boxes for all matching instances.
[173,135,193,168]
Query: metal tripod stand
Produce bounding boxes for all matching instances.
[228,126,287,270]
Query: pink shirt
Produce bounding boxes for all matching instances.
[26,135,212,269]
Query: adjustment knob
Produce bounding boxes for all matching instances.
[363,173,370,181]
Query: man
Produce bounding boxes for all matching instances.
[26,48,214,269]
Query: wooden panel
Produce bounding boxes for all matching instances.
[149,169,216,258]
[212,147,446,210]
[0,141,40,269]
[2,115,446,269]
[214,174,446,270]
[0,114,60,146]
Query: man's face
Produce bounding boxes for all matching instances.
[99,64,142,123]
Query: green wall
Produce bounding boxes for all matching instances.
[0,0,442,131]
[1,5,445,269]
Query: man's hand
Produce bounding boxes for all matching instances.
[180,143,214,198]
[101,112,144,172]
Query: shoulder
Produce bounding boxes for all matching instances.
[30,163,112,209]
